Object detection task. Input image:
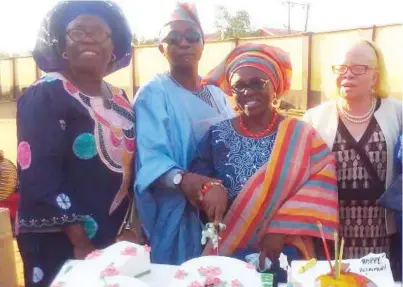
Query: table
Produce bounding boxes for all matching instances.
[141,264,402,286]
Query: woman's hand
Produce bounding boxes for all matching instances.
[117,229,145,244]
[201,185,228,224]
[259,233,285,267]
[180,172,222,208]
[63,224,95,259]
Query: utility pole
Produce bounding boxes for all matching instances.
[282,1,310,33]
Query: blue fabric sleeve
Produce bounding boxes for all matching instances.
[134,84,182,194]
[189,128,215,178]
[17,82,82,231]
[396,135,402,174]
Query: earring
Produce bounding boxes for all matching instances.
[111,54,116,62]
[271,96,280,109]
[62,52,68,60]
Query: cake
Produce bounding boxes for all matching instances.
[51,275,149,287]
[168,256,262,287]
[85,241,151,278]
[289,253,394,287]
[315,272,376,287]
[50,241,151,287]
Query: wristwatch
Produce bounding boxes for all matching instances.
[173,171,185,187]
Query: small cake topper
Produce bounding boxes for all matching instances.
[201,222,226,251]
[279,252,290,272]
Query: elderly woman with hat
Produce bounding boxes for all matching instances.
[189,43,339,279]
[16,1,138,286]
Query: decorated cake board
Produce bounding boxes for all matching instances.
[168,255,262,287]
[290,253,394,287]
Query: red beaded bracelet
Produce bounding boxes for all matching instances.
[201,181,223,194]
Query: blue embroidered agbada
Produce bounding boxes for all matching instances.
[134,73,234,264]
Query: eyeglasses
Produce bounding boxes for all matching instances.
[162,31,202,45]
[231,78,270,95]
[332,65,375,76]
[66,29,111,44]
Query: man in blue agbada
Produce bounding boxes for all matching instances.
[133,2,234,265]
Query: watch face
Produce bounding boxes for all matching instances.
[173,173,183,185]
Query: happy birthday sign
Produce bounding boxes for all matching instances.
[349,253,395,286]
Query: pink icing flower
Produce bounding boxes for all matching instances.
[85,249,102,260]
[100,264,120,277]
[17,141,31,170]
[198,266,221,277]
[246,262,255,270]
[143,245,151,252]
[205,277,222,285]
[174,269,187,280]
[65,81,78,94]
[188,281,203,287]
[121,246,137,256]
[231,279,243,287]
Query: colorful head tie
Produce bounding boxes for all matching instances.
[202,43,292,96]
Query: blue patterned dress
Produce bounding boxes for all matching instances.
[190,118,301,282]
[190,119,277,203]
[16,73,134,287]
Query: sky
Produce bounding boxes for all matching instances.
[0,0,401,53]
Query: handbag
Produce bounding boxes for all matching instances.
[377,175,402,212]
[117,195,147,244]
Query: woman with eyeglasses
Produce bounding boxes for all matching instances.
[16,1,141,286]
[133,3,234,265]
[188,43,338,281]
[303,40,402,278]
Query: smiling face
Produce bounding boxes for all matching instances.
[159,20,203,70]
[230,66,273,117]
[63,14,114,76]
[335,42,378,101]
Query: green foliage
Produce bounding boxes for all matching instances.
[214,5,253,39]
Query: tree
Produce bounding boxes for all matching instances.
[132,33,138,46]
[214,5,253,39]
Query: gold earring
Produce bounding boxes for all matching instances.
[271,96,280,109]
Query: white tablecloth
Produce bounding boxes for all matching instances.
[142,264,402,286]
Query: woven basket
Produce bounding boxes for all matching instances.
[0,157,18,201]
[0,208,18,287]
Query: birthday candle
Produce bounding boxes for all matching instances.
[297,258,317,273]
[337,237,345,278]
[334,232,339,279]
[317,221,334,276]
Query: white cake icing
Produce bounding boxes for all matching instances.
[168,256,261,287]
[85,241,151,278]
[50,241,151,287]
[289,253,394,287]
[51,274,149,287]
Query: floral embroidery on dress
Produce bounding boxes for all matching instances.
[33,267,44,283]
[17,141,32,170]
[18,213,87,229]
[72,133,98,160]
[43,73,135,214]
[56,193,71,210]
[212,120,276,201]
[82,215,98,239]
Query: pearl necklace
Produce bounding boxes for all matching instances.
[337,98,376,124]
